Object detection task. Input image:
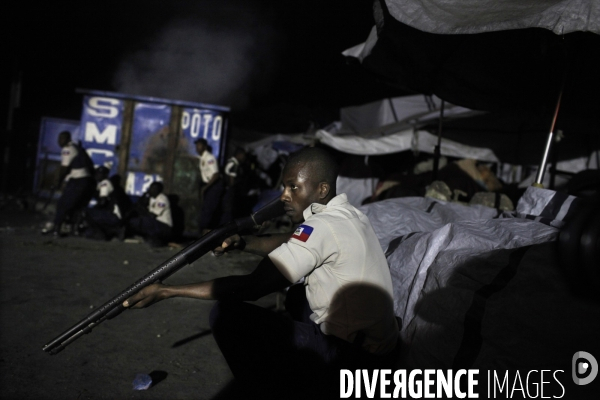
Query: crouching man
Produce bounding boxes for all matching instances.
[124,181,172,247]
[83,166,124,240]
[124,147,399,398]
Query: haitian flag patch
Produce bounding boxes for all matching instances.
[292,225,313,242]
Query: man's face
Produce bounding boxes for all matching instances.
[280,162,322,224]
[195,142,206,155]
[148,184,161,198]
[95,171,107,182]
[58,134,69,148]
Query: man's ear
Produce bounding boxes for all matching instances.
[318,182,330,199]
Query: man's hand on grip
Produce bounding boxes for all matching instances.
[213,234,245,257]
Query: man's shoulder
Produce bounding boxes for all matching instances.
[317,198,362,222]
[62,142,78,154]
[293,214,334,242]
[202,151,217,161]
[98,179,113,188]
[156,193,170,203]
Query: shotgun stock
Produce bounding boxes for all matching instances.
[43,196,285,355]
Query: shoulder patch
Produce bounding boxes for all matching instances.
[292,224,313,242]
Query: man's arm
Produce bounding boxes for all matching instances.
[199,172,220,202]
[214,232,292,257]
[224,160,236,187]
[57,166,70,187]
[202,172,219,191]
[123,257,291,308]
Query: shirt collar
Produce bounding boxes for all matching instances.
[302,193,348,220]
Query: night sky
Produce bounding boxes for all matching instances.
[3,0,412,191]
[8,1,595,193]
[4,0,403,134]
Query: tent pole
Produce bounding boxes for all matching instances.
[432,100,445,181]
[533,89,563,188]
[549,130,562,190]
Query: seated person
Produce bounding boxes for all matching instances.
[109,174,132,218]
[83,166,123,241]
[123,181,173,247]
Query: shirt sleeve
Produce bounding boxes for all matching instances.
[268,219,337,283]
[206,155,219,176]
[149,195,168,217]
[224,160,237,177]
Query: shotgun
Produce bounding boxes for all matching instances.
[43,196,285,355]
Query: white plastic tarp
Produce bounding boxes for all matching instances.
[243,133,313,170]
[339,94,475,135]
[316,128,499,162]
[358,187,600,370]
[336,176,378,208]
[383,0,600,35]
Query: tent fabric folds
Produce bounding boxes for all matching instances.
[344,2,600,129]
[358,187,599,371]
[316,128,499,161]
[383,0,600,35]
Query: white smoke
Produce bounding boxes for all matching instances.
[112,4,280,110]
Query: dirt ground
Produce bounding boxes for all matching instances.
[0,200,279,400]
[3,196,600,399]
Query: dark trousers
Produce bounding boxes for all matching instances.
[128,215,172,246]
[218,186,234,225]
[197,179,224,232]
[84,208,122,240]
[209,284,397,399]
[54,177,95,230]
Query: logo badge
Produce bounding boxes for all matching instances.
[572,351,598,385]
[292,225,313,242]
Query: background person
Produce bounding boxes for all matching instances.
[45,130,95,236]
[123,181,173,247]
[219,147,248,224]
[195,138,224,236]
[83,166,123,241]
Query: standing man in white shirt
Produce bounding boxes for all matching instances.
[48,131,96,236]
[123,147,399,398]
[195,138,225,236]
[125,181,173,247]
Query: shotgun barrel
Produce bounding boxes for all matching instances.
[43,196,285,355]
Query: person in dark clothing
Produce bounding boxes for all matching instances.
[83,166,124,241]
[195,138,225,235]
[219,147,248,224]
[167,194,185,243]
[109,174,132,218]
[46,131,96,236]
[124,181,173,247]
